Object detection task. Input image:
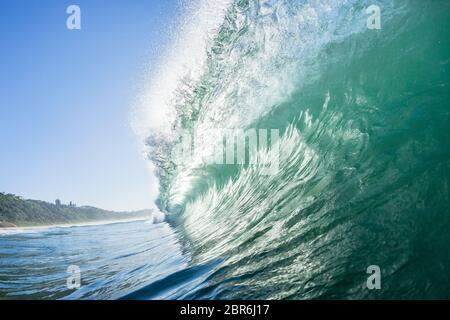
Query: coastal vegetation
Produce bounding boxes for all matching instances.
[0,192,151,227]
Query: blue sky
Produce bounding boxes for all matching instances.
[0,0,179,211]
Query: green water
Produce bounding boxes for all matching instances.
[145,0,450,299]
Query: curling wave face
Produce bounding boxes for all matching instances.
[139,0,450,299]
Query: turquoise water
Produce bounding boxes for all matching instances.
[143,0,450,299]
[1,0,450,300]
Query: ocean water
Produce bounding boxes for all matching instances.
[139,0,450,299]
[0,220,188,300]
[2,0,450,300]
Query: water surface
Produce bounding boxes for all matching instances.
[0,220,187,299]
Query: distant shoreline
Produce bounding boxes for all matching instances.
[0,217,151,231]
[0,221,18,228]
[1,192,153,229]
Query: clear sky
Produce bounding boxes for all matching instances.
[0,0,179,211]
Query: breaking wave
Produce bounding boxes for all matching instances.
[136,0,450,299]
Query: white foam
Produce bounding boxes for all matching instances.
[132,0,234,138]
